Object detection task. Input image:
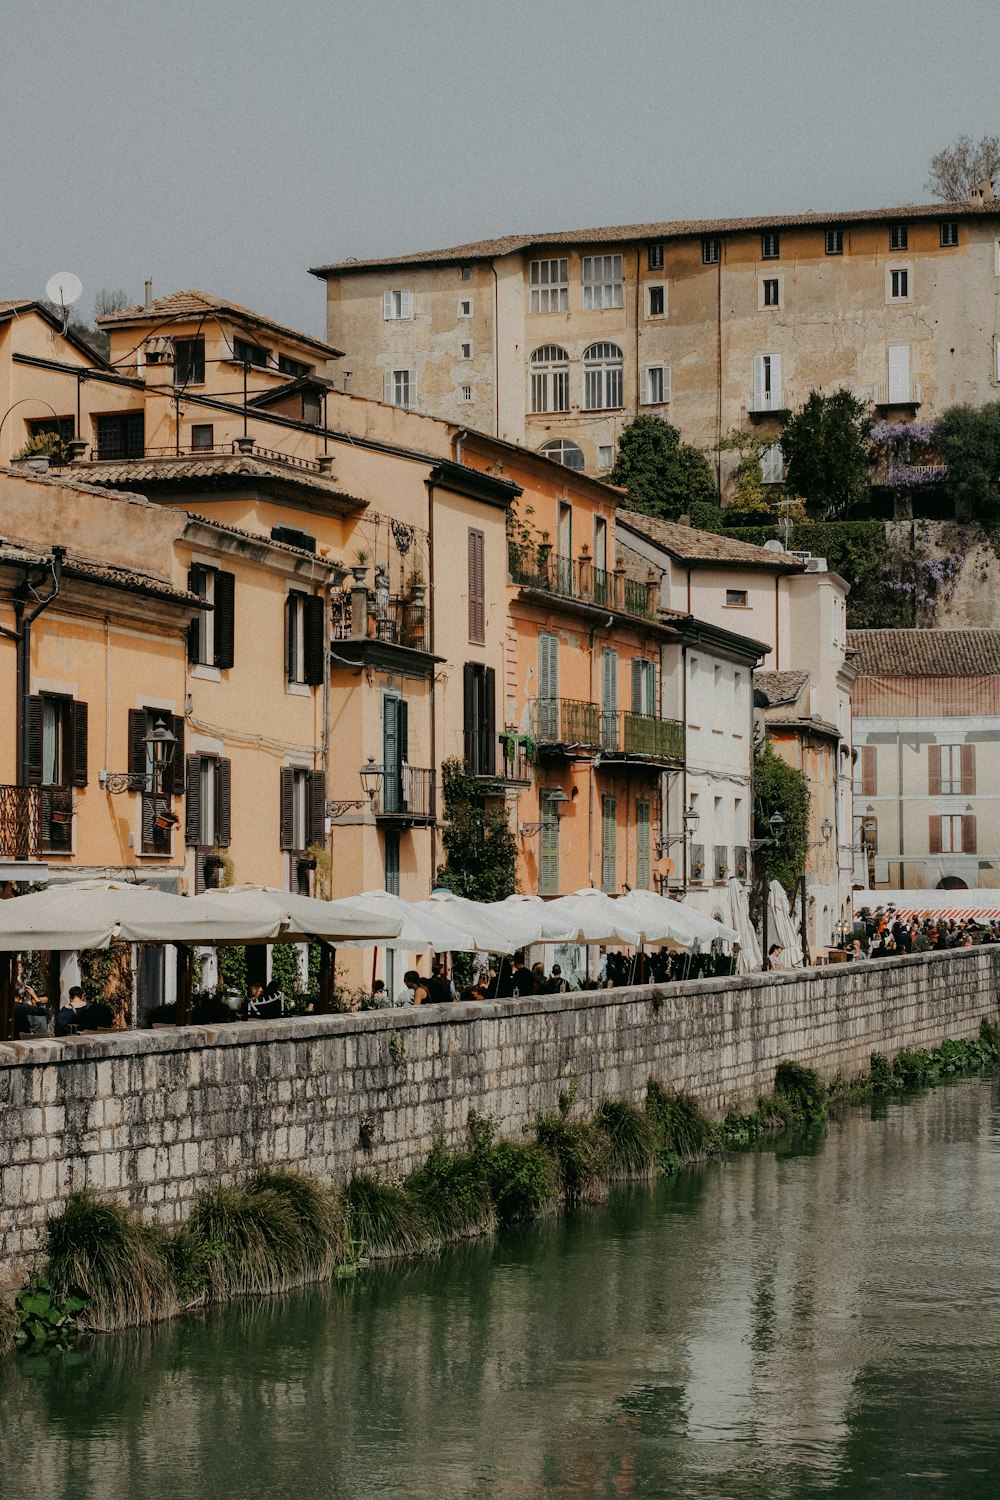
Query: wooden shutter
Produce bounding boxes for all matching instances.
[539,793,560,895]
[601,795,617,892]
[383,290,394,319]
[602,649,618,712]
[636,800,651,890]
[888,345,910,404]
[962,814,977,854]
[303,595,325,686]
[171,715,186,794]
[187,566,201,662]
[753,355,765,410]
[632,658,643,713]
[185,755,201,845]
[279,767,294,850]
[309,770,327,847]
[26,696,43,785]
[401,290,413,319]
[640,367,648,405]
[663,365,672,402]
[70,700,88,788]
[928,816,942,855]
[383,371,393,403]
[213,570,235,669]
[861,745,877,797]
[770,353,782,406]
[216,758,232,846]
[468,529,485,643]
[483,666,496,775]
[399,696,409,764]
[128,709,147,776]
[961,744,976,795]
[927,744,941,795]
[285,593,297,681]
[463,663,476,771]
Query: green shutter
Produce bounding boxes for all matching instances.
[539,790,560,895]
[538,633,559,738]
[601,795,617,892]
[636,799,650,890]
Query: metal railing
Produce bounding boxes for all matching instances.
[499,736,532,784]
[527,702,684,761]
[117,442,326,473]
[745,389,786,413]
[508,544,655,620]
[0,785,42,860]
[332,594,428,650]
[872,383,922,407]
[617,711,685,761]
[373,765,435,820]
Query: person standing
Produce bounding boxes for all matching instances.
[510,952,536,997]
[425,960,455,1005]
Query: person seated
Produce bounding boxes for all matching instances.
[546,963,570,994]
[767,944,784,970]
[54,986,89,1037]
[192,989,235,1024]
[248,979,283,1020]
[510,952,536,997]
[425,960,454,1005]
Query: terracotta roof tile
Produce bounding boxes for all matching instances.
[311,200,999,275]
[617,511,804,570]
[755,670,810,706]
[96,290,342,359]
[847,629,1000,677]
[0,541,196,606]
[78,454,366,509]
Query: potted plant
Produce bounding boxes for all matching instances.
[351,549,370,584]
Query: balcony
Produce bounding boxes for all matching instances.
[745,390,790,420]
[0,785,74,859]
[527,701,684,764]
[508,544,656,621]
[372,765,435,825]
[498,734,532,785]
[873,383,922,411]
[332,594,428,651]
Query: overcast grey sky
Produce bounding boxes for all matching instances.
[2,0,996,340]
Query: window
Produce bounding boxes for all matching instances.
[641,363,669,405]
[280,766,325,852]
[647,242,664,270]
[188,564,235,670]
[889,268,909,300]
[537,632,559,739]
[752,353,782,411]
[232,337,270,367]
[690,842,705,881]
[383,829,400,894]
[939,220,959,247]
[538,790,561,895]
[889,224,908,251]
[635,800,651,890]
[761,232,780,259]
[384,369,416,409]
[28,693,83,853]
[725,589,748,607]
[382,290,413,320]
[855,744,877,797]
[631,657,655,715]
[601,795,617,892]
[647,284,665,317]
[461,385,472,402]
[557,502,573,576]
[762,277,780,307]
[173,337,205,385]
[278,354,312,377]
[460,340,472,358]
[714,844,729,881]
[582,254,624,310]
[460,266,471,280]
[95,411,144,460]
[887,344,911,403]
[286,590,325,686]
[458,298,473,317]
[825,228,844,255]
[463,662,496,775]
[539,438,585,470]
[930,813,976,855]
[593,515,607,572]
[583,342,623,410]
[301,392,322,424]
[702,237,720,265]
[191,423,214,451]
[760,442,784,484]
[468,528,485,643]
[929,743,974,795]
[128,709,184,854]
[529,258,569,313]
[28,416,74,444]
[598,444,613,470]
[185,754,231,849]
[529,345,569,413]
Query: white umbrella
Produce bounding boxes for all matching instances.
[331,890,483,952]
[727,878,762,973]
[658,896,739,947]
[414,890,516,952]
[768,879,803,968]
[201,885,402,943]
[483,893,586,947]
[541,888,646,946]
[0,879,278,950]
[614,889,699,951]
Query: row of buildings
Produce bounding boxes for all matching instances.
[0,286,856,988]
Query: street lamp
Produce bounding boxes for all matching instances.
[655,803,700,856]
[327,756,385,818]
[750,810,786,963]
[519,787,569,839]
[101,718,177,795]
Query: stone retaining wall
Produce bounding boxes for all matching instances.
[1,947,998,1285]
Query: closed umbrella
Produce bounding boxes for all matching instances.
[768,879,803,968]
[727,878,762,973]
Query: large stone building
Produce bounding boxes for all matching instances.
[310,185,1000,483]
[849,629,1000,892]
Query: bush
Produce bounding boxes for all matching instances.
[594,1099,658,1178]
[406,1141,496,1242]
[478,1140,557,1223]
[187,1184,318,1298]
[645,1082,720,1161]
[774,1060,827,1117]
[246,1169,347,1278]
[46,1192,176,1331]
[0,1297,17,1356]
[534,1114,612,1202]
[341,1174,428,1259]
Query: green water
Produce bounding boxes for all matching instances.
[4,1079,1000,1499]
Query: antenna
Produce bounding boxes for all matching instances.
[45,272,82,333]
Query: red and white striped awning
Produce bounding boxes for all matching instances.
[853,889,1000,921]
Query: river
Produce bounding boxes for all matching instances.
[3,1077,1000,1499]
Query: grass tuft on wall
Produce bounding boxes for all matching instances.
[46,1192,177,1331]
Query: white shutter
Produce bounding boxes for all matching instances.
[401,290,413,319]
[888,345,910,404]
[640,367,648,405]
[383,291,393,320]
[407,369,417,409]
[753,355,765,409]
[770,353,782,408]
[663,365,672,402]
[383,371,392,403]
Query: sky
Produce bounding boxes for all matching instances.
[1,0,997,341]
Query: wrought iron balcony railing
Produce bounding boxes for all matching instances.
[332,594,428,650]
[0,785,42,860]
[527,702,684,762]
[508,544,656,620]
[372,765,435,821]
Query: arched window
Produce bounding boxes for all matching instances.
[583,342,623,411]
[539,439,585,472]
[529,346,569,415]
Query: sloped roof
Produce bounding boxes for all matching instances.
[183,513,342,569]
[311,199,999,275]
[755,670,810,707]
[77,454,366,511]
[0,541,196,607]
[96,290,343,359]
[0,300,112,367]
[848,629,1000,677]
[617,510,804,570]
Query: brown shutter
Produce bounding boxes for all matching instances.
[26,696,43,785]
[861,745,877,797]
[171,716,186,795]
[128,709,146,776]
[217,758,231,846]
[928,744,941,795]
[483,666,496,775]
[214,571,235,669]
[463,663,476,771]
[187,567,200,663]
[303,595,326,686]
[928,816,942,854]
[280,767,294,850]
[71,700,88,787]
[185,755,201,845]
[961,743,976,795]
[468,529,485,644]
[141,793,156,853]
[962,814,977,854]
[285,593,297,681]
[309,770,326,847]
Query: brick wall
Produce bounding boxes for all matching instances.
[1,947,997,1286]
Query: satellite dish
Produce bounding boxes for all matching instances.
[45,272,82,309]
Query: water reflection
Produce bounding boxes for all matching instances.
[3,1079,1000,1499]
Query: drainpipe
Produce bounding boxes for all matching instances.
[4,548,66,785]
[490,262,500,437]
[426,476,438,880]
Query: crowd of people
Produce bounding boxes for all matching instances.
[846,908,1000,959]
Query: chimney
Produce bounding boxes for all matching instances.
[144,279,153,310]
[970,178,995,205]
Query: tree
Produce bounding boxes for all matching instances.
[94,288,131,319]
[779,389,873,518]
[608,414,717,521]
[436,759,518,903]
[753,739,810,899]
[925,133,1000,201]
[933,401,1000,527]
